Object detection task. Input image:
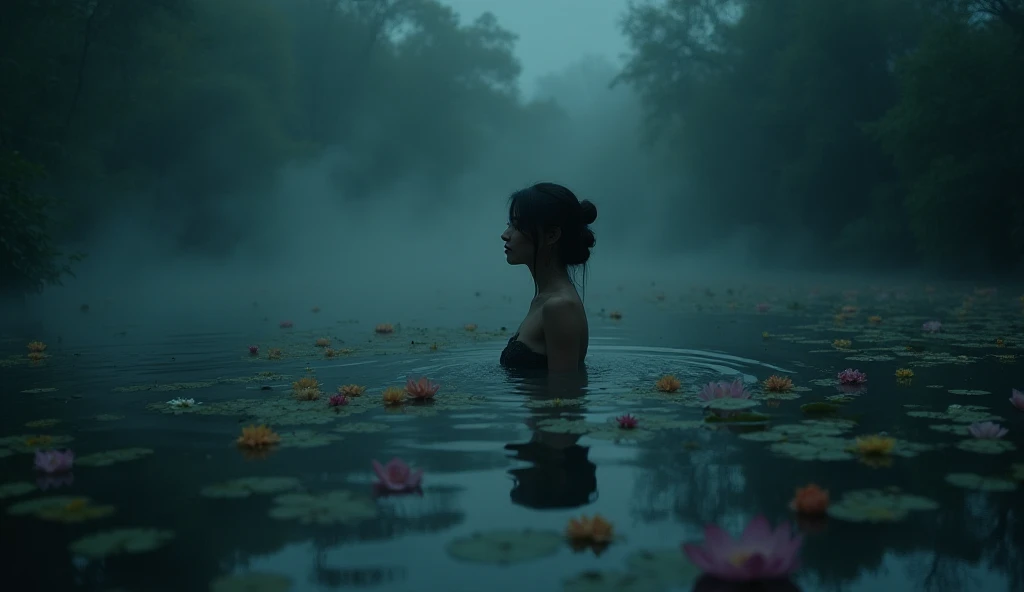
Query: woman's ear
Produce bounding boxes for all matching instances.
[544,226,562,246]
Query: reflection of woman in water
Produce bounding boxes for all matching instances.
[499,183,598,372]
[505,430,598,509]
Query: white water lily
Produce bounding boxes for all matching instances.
[167,397,200,408]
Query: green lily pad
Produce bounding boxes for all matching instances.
[0,449,11,459]
[705,412,771,424]
[945,472,1018,492]
[948,389,990,396]
[928,424,968,436]
[0,482,36,500]
[21,388,57,394]
[333,422,390,433]
[562,571,664,592]
[536,419,591,434]
[770,439,854,461]
[209,572,293,592]
[200,477,302,499]
[268,491,376,525]
[25,419,60,428]
[69,528,175,558]
[624,548,702,588]
[800,402,840,415]
[93,414,124,421]
[278,430,342,449]
[827,488,939,523]
[76,448,154,467]
[1012,464,1024,481]
[705,398,758,411]
[446,529,563,565]
[8,496,115,523]
[956,439,1016,455]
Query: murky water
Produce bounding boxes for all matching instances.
[2,285,1023,592]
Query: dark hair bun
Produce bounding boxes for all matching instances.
[580,200,598,225]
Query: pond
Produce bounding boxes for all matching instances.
[1,283,1022,592]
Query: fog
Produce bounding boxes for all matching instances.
[5,0,1019,336]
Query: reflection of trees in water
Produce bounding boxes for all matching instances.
[631,430,1024,591]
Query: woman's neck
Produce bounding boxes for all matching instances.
[530,261,572,294]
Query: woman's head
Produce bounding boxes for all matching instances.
[501,182,597,269]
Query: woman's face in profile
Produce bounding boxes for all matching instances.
[501,220,534,265]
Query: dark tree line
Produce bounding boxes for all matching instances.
[618,0,1024,272]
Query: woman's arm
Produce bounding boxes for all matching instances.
[543,297,583,373]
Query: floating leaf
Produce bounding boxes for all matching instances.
[956,439,1016,455]
[828,488,939,523]
[800,402,840,415]
[705,398,758,411]
[0,482,36,500]
[333,422,390,433]
[446,529,563,565]
[928,424,968,436]
[25,419,60,428]
[0,448,12,459]
[948,389,990,396]
[8,496,115,523]
[93,414,124,421]
[945,473,1018,492]
[705,411,771,424]
[278,430,342,449]
[200,477,301,499]
[76,448,154,467]
[1012,464,1024,481]
[563,570,664,592]
[770,439,854,462]
[624,548,702,588]
[268,491,376,525]
[69,528,175,558]
[209,572,293,592]
[21,388,57,394]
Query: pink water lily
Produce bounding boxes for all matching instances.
[372,458,423,492]
[616,414,639,429]
[248,345,259,355]
[698,379,750,401]
[34,449,74,474]
[683,515,802,582]
[1011,389,1024,411]
[405,377,440,400]
[968,421,1008,439]
[837,368,867,385]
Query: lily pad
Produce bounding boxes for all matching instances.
[8,496,115,523]
[956,439,1016,455]
[705,412,771,424]
[1012,464,1024,481]
[945,472,1018,492]
[21,388,58,394]
[446,529,563,565]
[562,571,664,592]
[209,572,293,592]
[800,402,840,415]
[278,430,342,449]
[624,548,701,588]
[76,448,154,467]
[948,389,990,396]
[25,419,60,428]
[770,439,854,461]
[200,477,302,499]
[928,424,968,436]
[93,414,124,421]
[705,398,758,411]
[268,491,376,525]
[333,422,390,433]
[0,449,11,459]
[69,528,175,558]
[827,488,939,523]
[0,482,36,500]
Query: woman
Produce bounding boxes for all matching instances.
[499,182,598,372]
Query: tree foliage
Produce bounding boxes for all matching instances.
[619,0,1024,271]
[0,0,537,294]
